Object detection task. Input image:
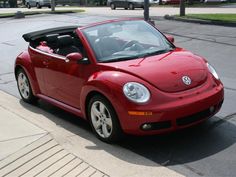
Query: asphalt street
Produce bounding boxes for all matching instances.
[0,13,236,177]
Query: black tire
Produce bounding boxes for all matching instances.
[48,5,51,8]
[27,3,31,9]
[36,3,41,9]
[88,95,123,143]
[129,3,134,10]
[124,7,128,10]
[16,68,38,104]
[110,3,116,10]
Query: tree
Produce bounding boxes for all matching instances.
[180,0,185,16]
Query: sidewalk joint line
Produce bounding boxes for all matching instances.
[89,170,97,177]
[18,149,64,177]
[75,164,89,177]
[0,132,47,143]
[48,156,77,177]
[0,136,52,169]
[61,160,83,177]
[1,144,59,176]
[33,153,70,177]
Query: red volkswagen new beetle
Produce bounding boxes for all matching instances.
[15,19,224,142]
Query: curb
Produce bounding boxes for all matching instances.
[164,14,236,27]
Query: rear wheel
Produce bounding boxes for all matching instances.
[110,3,116,10]
[16,68,37,104]
[88,95,122,143]
[26,3,31,9]
[129,3,134,10]
[36,3,41,8]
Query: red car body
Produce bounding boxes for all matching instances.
[15,19,224,138]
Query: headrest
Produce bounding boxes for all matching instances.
[97,27,113,37]
[57,35,74,47]
[45,34,59,43]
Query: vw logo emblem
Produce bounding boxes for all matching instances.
[182,76,191,85]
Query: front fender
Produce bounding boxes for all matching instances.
[80,71,145,129]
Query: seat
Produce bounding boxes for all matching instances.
[45,34,59,50]
[56,35,80,56]
[94,27,121,59]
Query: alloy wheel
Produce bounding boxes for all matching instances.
[90,101,113,138]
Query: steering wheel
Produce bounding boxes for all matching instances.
[121,40,144,51]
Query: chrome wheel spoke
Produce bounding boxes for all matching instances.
[102,124,110,138]
[105,117,112,128]
[99,102,105,114]
[91,104,101,117]
[93,119,102,130]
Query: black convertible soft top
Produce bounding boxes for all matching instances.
[22,26,79,42]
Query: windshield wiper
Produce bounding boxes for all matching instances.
[141,49,174,58]
[100,55,139,63]
[99,49,174,63]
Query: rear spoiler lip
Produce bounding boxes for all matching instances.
[22,26,79,42]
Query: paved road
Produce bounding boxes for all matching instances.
[0,13,236,177]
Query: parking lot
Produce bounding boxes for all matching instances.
[0,12,236,176]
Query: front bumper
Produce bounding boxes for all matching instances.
[114,77,224,135]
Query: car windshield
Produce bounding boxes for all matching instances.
[82,20,174,63]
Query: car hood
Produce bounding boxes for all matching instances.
[99,49,208,93]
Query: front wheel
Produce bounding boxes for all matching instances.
[88,95,122,143]
[26,3,31,9]
[110,3,116,10]
[16,68,38,104]
[129,3,134,10]
[36,3,41,8]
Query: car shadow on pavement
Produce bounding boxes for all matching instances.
[20,99,236,167]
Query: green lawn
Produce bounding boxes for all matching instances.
[0,9,85,18]
[185,14,236,22]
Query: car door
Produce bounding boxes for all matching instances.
[29,47,49,95]
[43,53,92,109]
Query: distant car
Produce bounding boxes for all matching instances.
[15,19,224,143]
[204,0,227,2]
[162,0,180,4]
[25,0,51,9]
[107,0,145,10]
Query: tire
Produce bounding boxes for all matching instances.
[88,95,123,143]
[36,3,41,9]
[48,5,51,8]
[16,68,38,104]
[110,3,116,10]
[129,3,134,10]
[124,7,128,10]
[27,3,31,9]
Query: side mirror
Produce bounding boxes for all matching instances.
[165,34,175,43]
[66,52,83,62]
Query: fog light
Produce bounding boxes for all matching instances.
[142,123,152,130]
[209,106,215,113]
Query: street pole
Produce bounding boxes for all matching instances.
[51,0,55,12]
[180,0,185,16]
[144,0,149,21]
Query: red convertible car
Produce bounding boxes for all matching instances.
[15,19,224,142]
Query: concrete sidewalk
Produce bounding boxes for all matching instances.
[0,90,184,177]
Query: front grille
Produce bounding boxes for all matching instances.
[176,108,212,126]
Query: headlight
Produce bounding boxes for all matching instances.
[207,63,219,80]
[123,82,150,103]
